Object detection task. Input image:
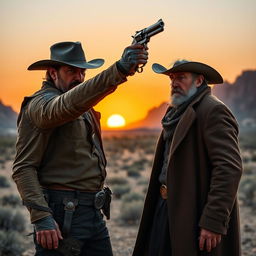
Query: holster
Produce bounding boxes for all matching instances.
[94,187,112,220]
[102,187,112,220]
[43,187,112,256]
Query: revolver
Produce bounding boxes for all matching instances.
[132,19,165,73]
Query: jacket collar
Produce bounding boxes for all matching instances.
[42,81,61,93]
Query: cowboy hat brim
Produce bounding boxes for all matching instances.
[27,58,105,70]
[152,62,223,84]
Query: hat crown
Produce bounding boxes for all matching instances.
[27,41,105,70]
[172,59,189,68]
[50,41,86,63]
[152,59,223,84]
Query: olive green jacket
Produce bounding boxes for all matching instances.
[12,63,127,223]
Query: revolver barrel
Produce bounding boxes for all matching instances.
[144,19,165,37]
[134,19,165,44]
[133,19,165,72]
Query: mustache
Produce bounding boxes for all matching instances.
[171,88,184,95]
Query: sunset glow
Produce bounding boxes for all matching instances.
[1,0,256,129]
[107,114,126,128]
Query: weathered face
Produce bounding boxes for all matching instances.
[49,65,86,92]
[168,72,203,106]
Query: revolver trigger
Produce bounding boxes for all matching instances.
[136,64,145,73]
[137,67,143,73]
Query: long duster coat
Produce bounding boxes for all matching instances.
[133,88,243,256]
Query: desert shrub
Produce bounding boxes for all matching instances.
[124,159,147,173]
[142,186,148,194]
[4,155,12,161]
[127,169,141,178]
[107,176,128,185]
[243,164,254,175]
[0,175,10,188]
[242,155,250,164]
[0,136,16,164]
[1,194,21,207]
[112,184,131,199]
[122,192,144,203]
[239,131,256,150]
[239,176,256,209]
[120,200,144,224]
[0,230,26,256]
[107,152,122,162]
[0,136,16,149]
[137,178,149,186]
[0,207,26,232]
[251,152,256,162]
[144,146,155,155]
[103,133,159,155]
[122,157,131,163]
[134,158,149,167]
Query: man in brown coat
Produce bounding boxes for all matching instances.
[133,60,243,256]
[12,41,148,256]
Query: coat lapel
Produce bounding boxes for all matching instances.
[169,87,211,157]
[169,107,196,156]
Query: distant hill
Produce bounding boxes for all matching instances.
[125,102,168,130]
[212,70,256,129]
[0,100,18,135]
[124,70,256,130]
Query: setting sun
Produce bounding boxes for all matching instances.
[107,114,126,128]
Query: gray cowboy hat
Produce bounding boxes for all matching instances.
[152,59,223,84]
[28,41,104,70]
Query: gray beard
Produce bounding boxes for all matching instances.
[170,83,197,107]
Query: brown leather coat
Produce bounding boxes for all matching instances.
[133,88,243,256]
[12,63,126,223]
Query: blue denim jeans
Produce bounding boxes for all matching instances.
[34,189,113,256]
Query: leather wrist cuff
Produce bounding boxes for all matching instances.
[34,215,56,231]
[23,200,53,214]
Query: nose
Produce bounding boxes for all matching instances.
[170,78,178,88]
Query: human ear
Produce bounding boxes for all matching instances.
[195,75,204,87]
[48,68,57,81]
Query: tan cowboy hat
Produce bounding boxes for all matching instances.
[28,41,104,70]
[152,59,223,84]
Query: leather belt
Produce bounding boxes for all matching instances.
[160,184,168,199]
[42,184,102,192]
[43,187,112,237]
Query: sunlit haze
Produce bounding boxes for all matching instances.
[1,0,255,129]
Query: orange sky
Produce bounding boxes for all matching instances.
[1,0,256,128]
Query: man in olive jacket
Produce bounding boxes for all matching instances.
[133,60,243,256]
[12,41,148,256]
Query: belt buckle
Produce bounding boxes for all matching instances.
[63,198,78,211]
[160,184,168,199]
